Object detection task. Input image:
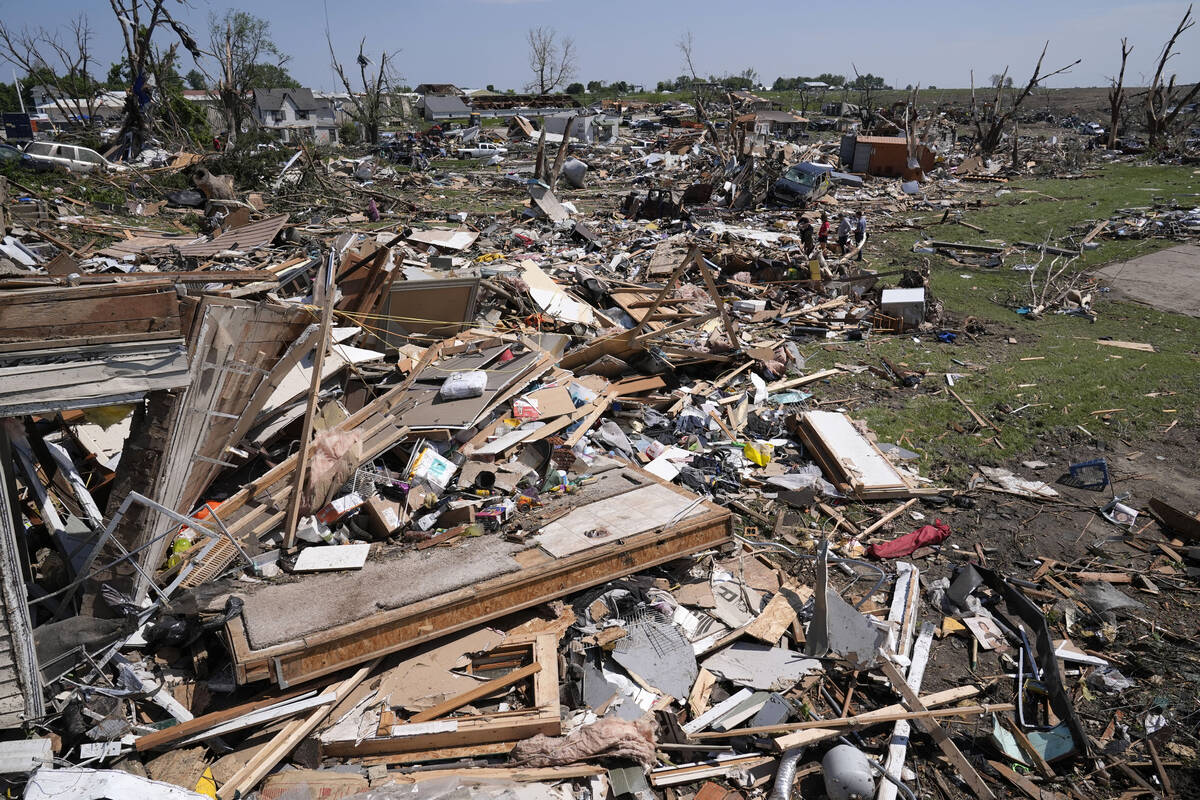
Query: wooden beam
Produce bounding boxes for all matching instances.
[861,499,919,538]
[409,663,540,723]
[879,659,996,800]
[697,253,739,348]
[135,686,311,751]
[629,251,692,339]
[215,659,378,800]
[696,685,984,741]
[282,255,335,551]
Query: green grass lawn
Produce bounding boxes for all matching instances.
[798,162,1200,481]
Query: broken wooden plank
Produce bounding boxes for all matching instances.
[215,659,378,800]
[135,687,313,751]
[878,659,996,800]
[408,663,541,724]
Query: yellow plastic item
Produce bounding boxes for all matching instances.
[165,535,191,569]
[195,767,217,798]
[743,441,774,467]
[808,259,821,281]
[81,404,135,429]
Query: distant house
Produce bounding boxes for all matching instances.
[252,88,339,144]
[737,110,808,139]
[29,84,124,125]
[419,94,471,121]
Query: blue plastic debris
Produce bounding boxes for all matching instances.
[1068,458,1109,490]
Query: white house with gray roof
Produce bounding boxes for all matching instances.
[252,88,339,144]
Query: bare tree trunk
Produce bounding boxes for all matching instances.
[1107,38,1131,149]
[975,43,1079,157]
[1146,5,1200,149]
[548,116,574,190]
[533,122,546,181]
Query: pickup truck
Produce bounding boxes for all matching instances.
[457,142,508,159]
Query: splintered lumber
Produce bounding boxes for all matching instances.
[878,622,934,800]
[408,663,540,723]
[282,255,336,551]
[215,659,378,800]
[694,701,1013,742]
[226,471,730,689]
[694,684,983,742]
[135,687,311,751]
[390,766,606,783]
[947,386,1000,432]
[651,755,774,787]
[717,369,841,405]
[860,499,919,537]
[1095,339,1155,352]
[322,634,560,756]
[879,659,996,800]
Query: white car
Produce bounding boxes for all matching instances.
[458,142,508,159]
[23,142,129,174]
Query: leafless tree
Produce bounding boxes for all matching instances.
[108,0,203,152]
[328,35,397,144]
[1107,38,1132,149]
[1145,4,1200,148]
[972,43,1079,157]
[677,31,724,157]
[850,62,879,124]
[0,15,101,126]
[525,27,575,95]
[207,11,288,146]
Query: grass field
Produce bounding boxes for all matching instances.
[800,162,1200,482]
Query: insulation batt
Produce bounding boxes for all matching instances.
[301,429,363,515]
[508,716,656,768]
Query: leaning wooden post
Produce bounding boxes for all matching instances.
[282,249,337,552]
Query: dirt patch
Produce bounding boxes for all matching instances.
[1096,244,1200,317]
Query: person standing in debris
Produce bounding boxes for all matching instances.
[798,215,814,257]
[836,214,852,255]
[817,211,830,254]
[854,210,868,261]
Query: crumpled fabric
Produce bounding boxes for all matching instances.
[302,429,362,515]
[867,519,951,559]
[508,716,656,768]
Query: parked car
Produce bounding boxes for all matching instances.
[0,142,53,173]
[457,142,507,159]
[770,162,833,206]
[22,141,128,173]
[1078,122,1105,137]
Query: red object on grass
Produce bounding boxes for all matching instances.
[867,519,951,559]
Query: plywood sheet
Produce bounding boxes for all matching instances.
[536,483,706,558]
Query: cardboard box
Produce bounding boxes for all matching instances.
[365,496,407,539]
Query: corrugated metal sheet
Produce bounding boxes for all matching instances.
[177,215,289,257]
[98,215,289,260]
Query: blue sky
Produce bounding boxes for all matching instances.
[4,0,1198,92]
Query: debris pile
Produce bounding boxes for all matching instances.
[0,112,1192,800]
